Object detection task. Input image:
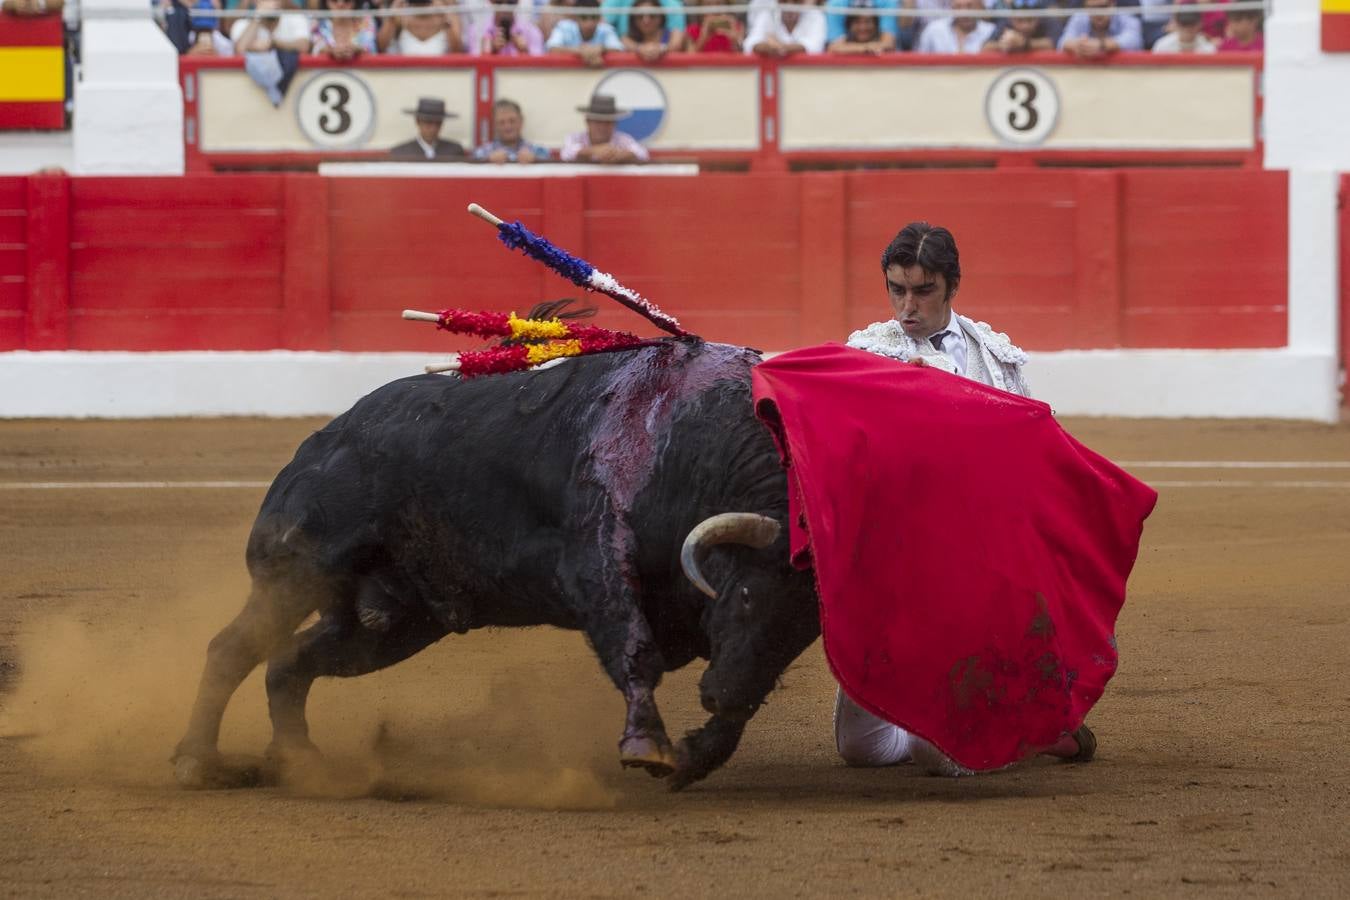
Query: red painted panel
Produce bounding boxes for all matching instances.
[0,103,64,129]
[0,14,62,46]
[582,176,801,332]
[0,247,23,280]
[70,245,282,290]
[0,309,21,350]
[0,213,25,245]
[328,178,548,318]
[1120,170,1286,348]
[70,208,283,247]
[0,279,23,312]
[0,178,27,206]
[71,176,284,210]
[68,310,284,351]
[70,274,281,312]
[843,171,1082,351]
[0,171,1296,354]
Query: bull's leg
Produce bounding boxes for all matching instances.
[173,580,318,788]
[667,715,748,792]
[576,600,676,776]
[264,599,446,770]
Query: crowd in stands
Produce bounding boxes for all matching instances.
[154,0,1265,60]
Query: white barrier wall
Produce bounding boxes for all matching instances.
[74,0,184,175]
[0,347,1339,420]
[1262,0,1344,422]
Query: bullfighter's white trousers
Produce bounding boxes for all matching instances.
[833,687,913,767]
[833,687,971,776]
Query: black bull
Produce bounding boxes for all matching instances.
[173,340,822,791]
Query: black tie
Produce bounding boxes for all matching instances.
[930,332,946,352]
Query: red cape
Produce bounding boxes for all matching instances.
[752,344,1157,771]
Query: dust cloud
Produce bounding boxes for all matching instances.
[0,567,634,810]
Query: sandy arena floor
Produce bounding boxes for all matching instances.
[1,417,1348,898]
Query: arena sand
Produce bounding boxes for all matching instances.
[1,418,1348,897]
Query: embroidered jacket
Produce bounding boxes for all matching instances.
[846,314,1031,398]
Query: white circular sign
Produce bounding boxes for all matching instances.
[295,71,376,149]
[984,68,1060,147]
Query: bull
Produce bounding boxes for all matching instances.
[172,338,822,791]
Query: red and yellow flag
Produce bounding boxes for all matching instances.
[0,15,65,129]
[1326,0,1350,51]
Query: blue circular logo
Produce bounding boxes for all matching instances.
[594,69,668,143]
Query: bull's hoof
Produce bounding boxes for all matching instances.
[172,753,272,789]
[619,734,678,777]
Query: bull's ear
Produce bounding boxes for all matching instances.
[680,513,780,599]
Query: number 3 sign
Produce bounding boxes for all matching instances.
[984,68,1060,146]
[295,71,377,149]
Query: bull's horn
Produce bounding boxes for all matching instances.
[680,513,781,599]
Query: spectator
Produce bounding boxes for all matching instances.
[1057,0,1142,57]
[982,0,1053,53]
[528,0,574,43]
[560,93,650,164]
[229,0,310,52]
[161,0,230,54]
[828,0,892,53]
[916,0,993,53]
[467,8,545,55]
[602,0,685,37]
[473,98,552,163]
[547,0,624,66]
[687,0,744,52]
[1151,3,1215,53]
[1136,0,1170,48]
[311,0,376,60]
[1,0,64,17]
[389,97,466,160]
[746,0,825,56]
[824,0,900,50]
[377,0,463,55]
[624,0,688,59]
[1218,7,1261,50]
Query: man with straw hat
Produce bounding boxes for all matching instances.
[389,97,466,161]
[559,93,651,164]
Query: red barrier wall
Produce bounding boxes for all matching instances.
[0,169,1289,353]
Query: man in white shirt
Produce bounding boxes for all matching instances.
[841,222,1095,774]
[228,0,310,52]
[745,0,827,56]
[915,0,994,52]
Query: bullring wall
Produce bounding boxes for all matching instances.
[0,169,1341,420]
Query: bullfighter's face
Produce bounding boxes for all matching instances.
[885,263,955,341]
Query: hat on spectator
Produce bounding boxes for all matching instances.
[403,98,458,121]
[576,94,631,121]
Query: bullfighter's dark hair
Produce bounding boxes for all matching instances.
[881,222,961,296]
